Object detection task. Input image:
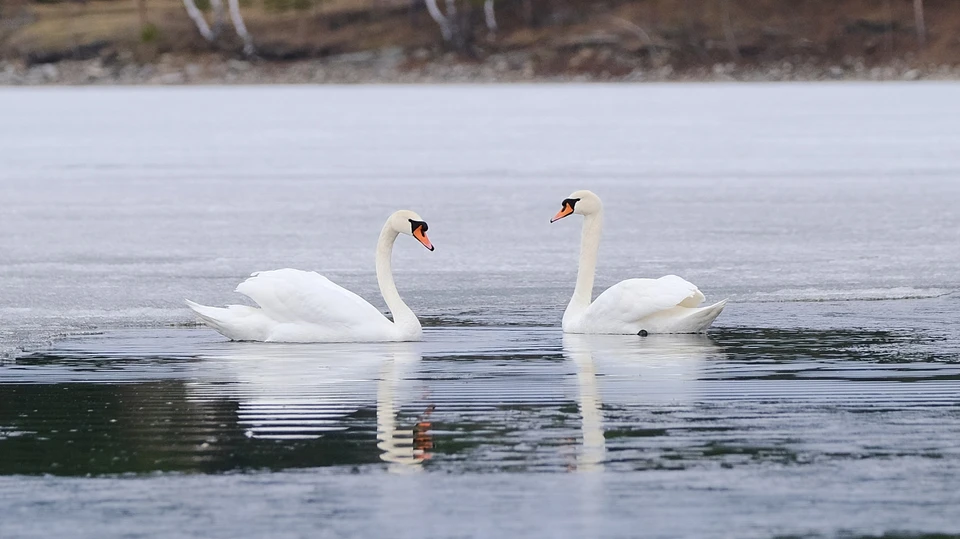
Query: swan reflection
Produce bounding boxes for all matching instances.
[562,333,721,470]
[188,341,429,470]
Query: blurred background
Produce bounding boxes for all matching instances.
[1,0,959,84]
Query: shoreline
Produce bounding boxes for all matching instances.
[3,51,959,86]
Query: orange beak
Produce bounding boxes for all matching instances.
[413,227,434,251]
[550,202,575,223]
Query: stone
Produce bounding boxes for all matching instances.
[227,59,251,72]
[185,63,202,80]
[903,69,921,81]
[40,63,59,82]
[156,72,184,84]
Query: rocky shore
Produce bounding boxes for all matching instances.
[3,47,959,85]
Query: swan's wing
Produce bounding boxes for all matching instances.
[586,275,705,324]
[235,268,387,329]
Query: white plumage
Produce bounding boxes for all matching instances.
[186,210,434,343]
[551,190,726,334]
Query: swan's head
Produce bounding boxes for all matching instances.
[550,190,602,222]
[389,210,434,251]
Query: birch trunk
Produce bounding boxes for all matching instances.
[484,0,497,34]
[424,0,453,41]
[136,0,148,30]
[228,0,255,56]
[210,0,225,38]
[720,0,740,60]
[182,0,215,42]
[914,0,926,46]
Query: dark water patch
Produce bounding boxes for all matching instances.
[2,327,960,480]
[710,327,960,364]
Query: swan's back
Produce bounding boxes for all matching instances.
[188,269,396,342]
[574,275,723,334]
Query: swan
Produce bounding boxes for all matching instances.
[186,210,434,343]
[550,190,726,334]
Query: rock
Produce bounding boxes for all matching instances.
[40,63,59,82]
[903,69,921,81]
[227,59,251,72]
[156,72,184,85]
[185,63,202,80]
[25,66,45,85]
[828,66,844,79]
[85,61,108,81]
[328,51,376,65]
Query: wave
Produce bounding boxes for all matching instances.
[748,287,953,303]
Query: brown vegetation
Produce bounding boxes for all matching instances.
[1,0,958,76]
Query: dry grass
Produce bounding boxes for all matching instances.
[2,0,959,67]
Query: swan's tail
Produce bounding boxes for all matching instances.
[185,299,266,341]
[688,299,727,333]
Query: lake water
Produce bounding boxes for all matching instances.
[1,84,960,538]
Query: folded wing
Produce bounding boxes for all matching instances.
[586,274,705,326]
[235,268,387,331]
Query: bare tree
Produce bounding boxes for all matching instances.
[228,0,255,56]
[914,0,926,46]
[181,0,254,55]
[210,0,226,38]
[608,15,657,64]
[483,0,497,36]
[424,0,453,42]
[135,0,149,33]
[182,0,215,42]
[720,0,740,60]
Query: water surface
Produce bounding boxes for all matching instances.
[1,84,960,538]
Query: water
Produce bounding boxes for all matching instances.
[2,84,960,538]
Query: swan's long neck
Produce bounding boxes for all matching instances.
[376,224,421,339]
[567,211,603,318]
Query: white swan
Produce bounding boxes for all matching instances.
[550,190,726,334]
[186,210,434,342]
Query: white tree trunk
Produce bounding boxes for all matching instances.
[720,0,741,60]
[182,0,215,42]
[608,15,655,63]
[424,0,452,41]
[228,0,255,56]
[484,0,497,34]
[210,0,225,38]
[914,0,926,46]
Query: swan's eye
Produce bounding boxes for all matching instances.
[408,219,428,233]
[562,198,580,210]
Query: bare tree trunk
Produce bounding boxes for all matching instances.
[424,0,453,41]
[483,0,497,35]
[720,0,740,60]
[182,0,215,42]
[608,15,656,64]
[136,0,148,30]
[210,0,225,38]
[227,0,255,56]
[445,0,457,17]
[913,0,926,47]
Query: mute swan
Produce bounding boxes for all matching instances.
[550,190,725,334]
[186,210,434,343]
